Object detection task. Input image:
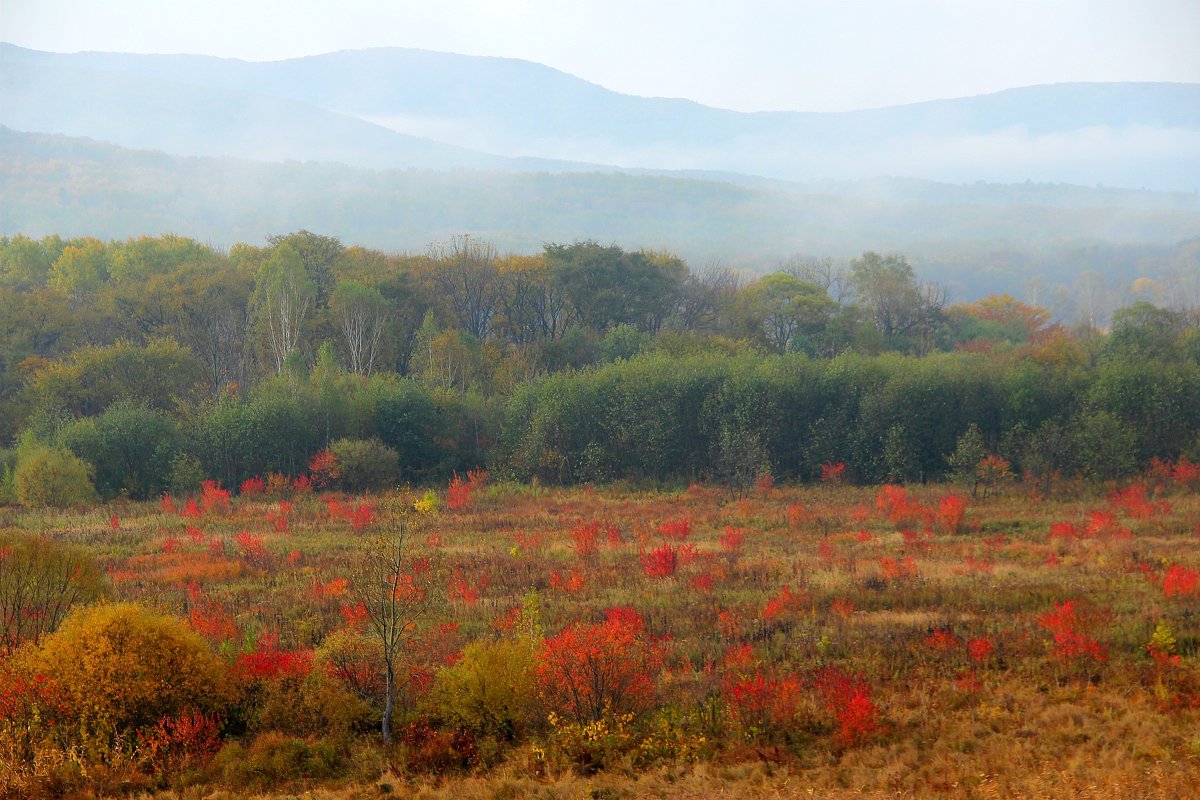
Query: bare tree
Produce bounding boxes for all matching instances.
[347,511,436,743]
[331,281,390,375]
[427,235,500,339]
[781,254,850,305]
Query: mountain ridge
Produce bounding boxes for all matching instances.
[3,43,1197,189]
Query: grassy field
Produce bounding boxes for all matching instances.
[3,473,1200,798]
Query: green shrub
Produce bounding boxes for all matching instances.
[13,442,97,508]
[329,437,400,492]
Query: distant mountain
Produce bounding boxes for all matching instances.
[3,43,1198,189]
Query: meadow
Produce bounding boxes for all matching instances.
[3,463,1200,799]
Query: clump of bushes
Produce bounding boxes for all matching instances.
[328,437,401,492]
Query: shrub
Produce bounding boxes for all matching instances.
[535,607,659,725]
[13,442,97,508]
[211,733,346,790]
[328,437,400,493]
[0,533,107,652]
[21,602,232,741]
[427,638,537,740]
[58,401,179,499]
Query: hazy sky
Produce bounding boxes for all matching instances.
[3,0,1198,112]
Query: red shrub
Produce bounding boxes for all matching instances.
[723,669,804,734]
[550,569,586,594]
[1162,564,1200,598]
[831,597,855,619]
[924,628,961,652]
[761,585,806,620]
[936,492,966,534]
[812,666,880,747]
[180,497,202,519]
[1038,601,1107,662]
[656,518,692,541]
[240,476,266,497]
[1171,457,1200,490]
[641,543,680,579]
[719,526,745,557]
[200,480,231,515]
[308,449,340,489]
[880,555,917,581]
[350,503,376,532]
[820,461,846,484]
[447,471,473,512]
[876,485,928,527]
[535,608,659,723]
[570,522,601,559]
[136,709,223,774]
[235,635,314,682]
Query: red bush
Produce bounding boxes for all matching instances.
[1037,601,1107,662]
[535,608,659,723]
[641,543,680,579]
[820,461,846,484]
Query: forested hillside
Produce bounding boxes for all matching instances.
[3,128,1199,311]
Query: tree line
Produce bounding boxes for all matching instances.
[2,231,1199,502]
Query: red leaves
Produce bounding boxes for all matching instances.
[820,461,846,484]
[239,476,266,497]
[924,628,961,651]
[1162,564,1200,599]
[136,709,223,774]
[200,481,230,515]
[234,634,314,682]
[1038,601,1107,663]
[535,607,658,724]
[718,526,745,556]
[880,555,917,581]
[936,492,966,534]
[447,468,487,512]
[656,517,692,541]
[761,585,806,620]
[549,569,586,594]
[967,636,996,663]
[449,569,490,606]
[1108,482,1170,519]
[308,449,340,489]
[570,521,601,559]
[641,543,680,579]
[813,666,881,747]
[723,669,804,733]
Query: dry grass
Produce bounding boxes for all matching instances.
[7,479,1200,798]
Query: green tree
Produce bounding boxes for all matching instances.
[266,230,344,306]
[58,401,179,500]
[849,252,946,351]
[737,272,835,354]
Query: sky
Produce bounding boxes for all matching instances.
[3,0,1199,112]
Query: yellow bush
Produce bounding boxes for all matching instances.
[427,638,537,740]
[14,444,97,508]
[22,602,232,740]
